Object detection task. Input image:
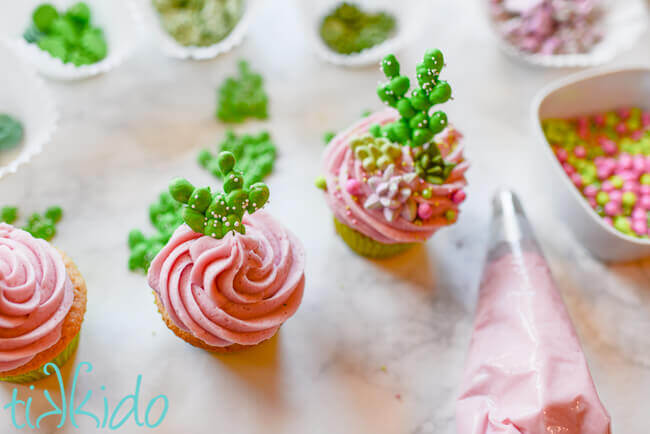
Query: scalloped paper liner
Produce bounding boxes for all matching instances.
[0,42,58,180]
[487,0,649,68]
[2,0,141,80]
[140,0,263,60]
[333,217,414,259]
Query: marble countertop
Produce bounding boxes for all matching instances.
[1,1,649,433]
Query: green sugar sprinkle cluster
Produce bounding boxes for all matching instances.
[217,61,268,123]
[0,114,24,151]
[320,2,396,55]
[413,142,457,185]
[24,2,108,66]
[198,130,276,188]
[128,192,183,272]
[371,50,452,148]
[1,206,63,241]
[152,0,244,47]
[170,151,269,238]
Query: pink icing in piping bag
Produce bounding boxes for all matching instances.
[456,190,611,434]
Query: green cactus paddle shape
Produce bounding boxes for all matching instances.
[371,49,452,148]
[169,151,269,239]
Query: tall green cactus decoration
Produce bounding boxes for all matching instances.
[371,49,452,148]
[169,151,270,239]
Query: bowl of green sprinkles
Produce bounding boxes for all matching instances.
[300,0,429,67]
[0,0,140,80]
[0,43,57,179]
[142,0,262,60]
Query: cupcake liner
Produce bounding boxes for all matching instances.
[0,43,58,180]
[486,0,649,68]
[297,0,431,67]
[333,217,414,259]
[139,0,263,60]
[0,0,141,80]
[0,332,80,384]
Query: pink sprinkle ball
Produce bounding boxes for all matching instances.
[417,203,433,220]
[617,108,631,120]
[623,181,639,194]
[641,185,650,196]
[643,112,650,127]
[609,190,622,203]
[588,197,597,208]
[632,208,646,220]
[451,190,466,204]
[555,147,568,162]
[563,162,575,175]
[603,217,613,226]
[640,196,650,209]
[632,221,647,236]
[602,180,614,192]
[345,179,362,196]
[570,173,582,187]
[584,185,598,197]
[615,123,627,135]
[574,146,587,158]
[604,202,620,216]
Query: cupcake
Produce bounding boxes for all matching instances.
[0,224,87,383]
[317,49,469,258]
[147,151,305,352]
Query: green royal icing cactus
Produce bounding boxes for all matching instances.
[371,49,452,148]
[170,151,269,239]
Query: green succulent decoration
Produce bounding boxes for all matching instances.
[170,151,270,238]
[198,130,276,187]
[349,134,402,173]
[0,114,24,151]
[371,49,452,148]
[216,60,268,123]
[413,143,456,185]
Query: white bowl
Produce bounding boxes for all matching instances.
[531,67,650,262]
[0,42,58,180]
[488,0,649,68]
[0,0,140,80]
[139,0,262,60]
[297,0,429,67]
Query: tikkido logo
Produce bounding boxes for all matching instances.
[2,362,169,430]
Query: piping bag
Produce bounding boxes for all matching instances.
[456,190,611,434]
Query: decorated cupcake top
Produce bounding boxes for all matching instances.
[0,223,74,372]
[148,152,305,348]
[318,49,468,244]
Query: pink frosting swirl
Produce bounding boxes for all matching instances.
[322,109,469,244]
[0,224,74,372]
[147,212,305,347]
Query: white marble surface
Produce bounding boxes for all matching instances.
[1,1,650,433]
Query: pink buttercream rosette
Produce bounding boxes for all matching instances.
[322,109,469,244]
[147,212,305,348]
[0,223,73,371]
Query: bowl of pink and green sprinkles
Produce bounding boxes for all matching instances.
[1,0,140,80]
[533,66,650,262]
